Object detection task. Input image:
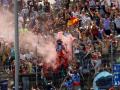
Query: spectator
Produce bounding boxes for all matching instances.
[64,76,73,90]
[64,0,70,9]
[89,0,96,8]
[91,49,102,74]
[72,7,79,18]
[0,0,119,89]
[44,0,50,13]
[71,71,81,90]
[91,23,99,41]
[103,15,111,35]
[114,13,120,34]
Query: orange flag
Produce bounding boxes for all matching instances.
[67,17,79,26]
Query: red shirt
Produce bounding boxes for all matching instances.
[73,82,80,86]
[91,26,99,36]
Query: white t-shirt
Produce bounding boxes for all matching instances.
[24,53,32,60]
[72,11,79,17]
[80,14,91,27]
[20,54,25,60]
[80,14,86,24]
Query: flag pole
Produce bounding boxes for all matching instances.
[14,0,19,89]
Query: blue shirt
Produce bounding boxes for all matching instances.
[71,73,80,83]
[64,80,73,90]
[103,18,111,30]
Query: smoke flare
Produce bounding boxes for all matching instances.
[0,9,75,69]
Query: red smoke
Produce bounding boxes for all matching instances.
[0,9,75,73]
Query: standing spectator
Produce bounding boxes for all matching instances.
[27,61,32,73]
[99,0,106,17]
[64,0,70,9]
[114,13,120,34]
[91,23,99,41]
[21,6,29,28]
[94,11,101,27]
[38,0,44,12]
[27,0,34,16]
[18,0,23,12]
[44,0,50,13]
[89,0,96,11]
[72,7,79,18]
[80,10,89,28]
[105,0,112,7]
[55,0,61,9]
[98,27,104,40]
[91,49,102,74]
[89,0,96,8]
[64,76,73,90]
[103,15,111,35]
[22,75,29,90]
[10,43,15,62]
[71,71,81,90]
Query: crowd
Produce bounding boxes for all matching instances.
[0,0,120,90]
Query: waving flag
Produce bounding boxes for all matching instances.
[67,17,79,26]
